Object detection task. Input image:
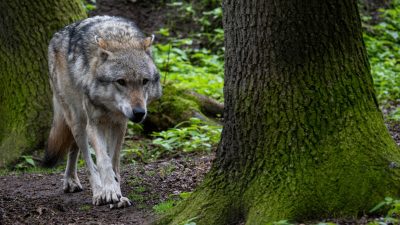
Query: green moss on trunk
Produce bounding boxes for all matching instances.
[0,0,86,166]
[145,83,220,132]
[161,0,400,224]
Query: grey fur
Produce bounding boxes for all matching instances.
[45,16,162,208]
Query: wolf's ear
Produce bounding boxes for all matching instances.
[95,36,113,63]
[95,35,107,49]
[99,49,112,63]
[143,34,155,51]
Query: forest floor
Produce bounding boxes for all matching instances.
[0,154,213,225]
[0,118,399,225]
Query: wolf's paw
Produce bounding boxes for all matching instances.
[110,196,132,209]
[92,184,121,206]
[63,177,83,193]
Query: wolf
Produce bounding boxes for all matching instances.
[43,16,162,208]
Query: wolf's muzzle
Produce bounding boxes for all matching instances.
[129,107,146,123]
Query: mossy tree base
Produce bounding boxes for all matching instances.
[161,112,400,224]
[0,0,86,167]
[145,83,223,132]
[157,0,400,224]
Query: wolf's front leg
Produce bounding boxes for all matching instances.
[108,122,127,183]
[108,122,130,209]
[88,123,131,208]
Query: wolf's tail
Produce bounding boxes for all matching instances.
[42,100,75,168]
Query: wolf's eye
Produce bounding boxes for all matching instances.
[143,78,149,85]
[116,79,126,86]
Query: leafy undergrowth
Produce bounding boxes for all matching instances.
[150,1,224,101]
[122,118,221,164]
[362,0,400,120]
[153,192,192,214]
[154,40,224,100]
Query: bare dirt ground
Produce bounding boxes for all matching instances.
[0,155,212,225]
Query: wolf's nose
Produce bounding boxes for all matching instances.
[131,107,146,123]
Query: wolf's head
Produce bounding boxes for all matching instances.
[89,35,162,123]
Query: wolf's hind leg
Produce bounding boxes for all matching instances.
[63,143,83,193]
[70,123,103,201]
[44,96,83,193]
[64,113,102,201]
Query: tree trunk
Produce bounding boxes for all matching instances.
[0,1,86,167]
[161,0,400,224]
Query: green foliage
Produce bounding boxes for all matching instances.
[388,107,400,121]
[165,0,223,51]
[82,0,96,13]
[153,199,176,214]
[153,39,224,100]
[196,6,224,51]
[363,1,400,105]
[15,155,36,169]
[126,121,144,137]
[184,222,196,225]
[182,218,198,225]
[370,197,399,213]
[264,221,340,225]
[120,1,225,165]
[368,197,400,225]
[79,204,91,211]
[0,166,59,175]
[265,220,295,225]
[122,138,155,163]
[367,217,399,225]
[153,192,192,214]
[122,117,220,162]
[158,163,176,178]
[128,193,145,203]
[127,183,152,209]
[264,221,338,225]
[153,0,224,101]
[123,116,221,163]
[151,118,221,154]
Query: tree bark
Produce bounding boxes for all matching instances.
[0,1,86,166]
[161,0,400,224]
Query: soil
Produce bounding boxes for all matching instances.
[0,154,213,225]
